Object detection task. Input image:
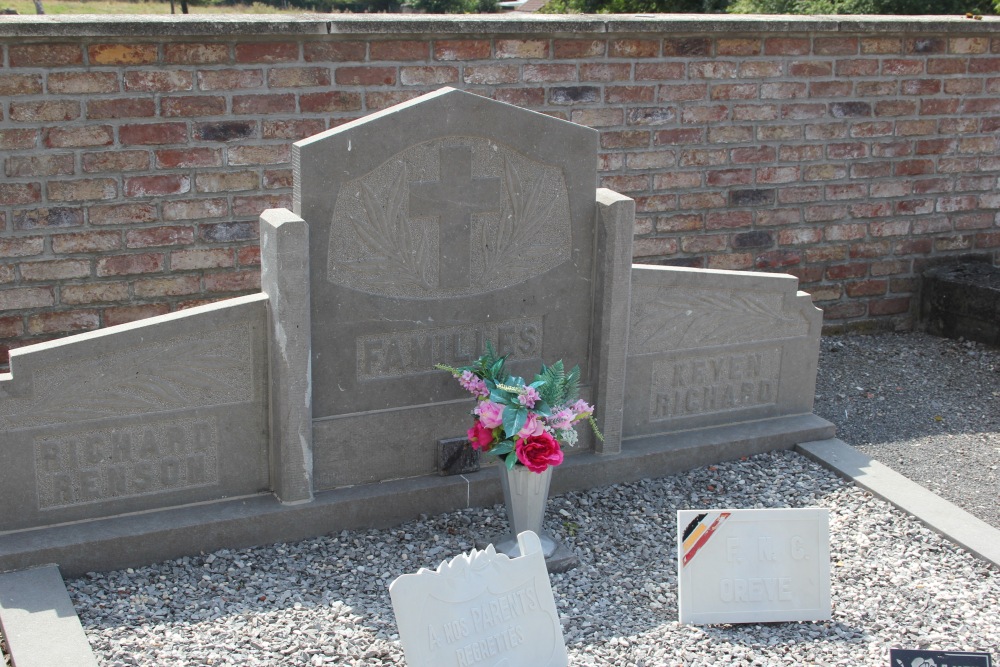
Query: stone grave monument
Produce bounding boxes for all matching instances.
[390,531,567,667]
[0,87,833,576]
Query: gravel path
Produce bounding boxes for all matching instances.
[813,332,1000,529]
[51,333,1000,665]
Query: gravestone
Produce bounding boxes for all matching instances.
[284,87,631,489]
[677,508,831,625]
[389,531,567,667]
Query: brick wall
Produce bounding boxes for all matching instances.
[2,16,1000,369]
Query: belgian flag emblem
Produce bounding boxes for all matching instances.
[680,511,731,567]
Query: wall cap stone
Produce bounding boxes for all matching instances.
[0,13,997,38]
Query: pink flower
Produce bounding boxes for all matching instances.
[459,371,489,398]
[515,431,563,473]
[474,401,504,429]
[517,412,544,439]
[571,399,594,418]
[549,408,574,430]
[518,386,541,408]
[467,421,495,452]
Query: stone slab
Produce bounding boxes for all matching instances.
[624,265,822,439]
[677,508,831,625]
[797,438,1000,569]
[0,414,833,577]
[390,531,567,667]
[921,262,1000,347]
[0,295,270,532]
[293,87,606,489]
[0,565,99,667]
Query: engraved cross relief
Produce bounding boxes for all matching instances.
[408,145,502,289]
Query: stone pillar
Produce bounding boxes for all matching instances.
[260,208,313,503]
[592,189,635,455]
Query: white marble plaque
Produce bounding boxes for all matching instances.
[389,531,567,667]
[677,508,830,625]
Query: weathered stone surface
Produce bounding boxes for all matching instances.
[294,87,604,488]
[921,262,1000,347]
[0,295,269,532]
[623,266,822,440]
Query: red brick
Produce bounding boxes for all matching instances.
[626,150,676,170]
[228,145,290,167]
[0,129,37,150]
[433,40,490,61]
[27,310,100,335]
[399,66,458,86]
[681,105,728,123]
[126,226,195,248]
[679,149,726,167]
[634,195,678,213]
[164,43,229,64]
[911,218,952,234]
[690,61,738,79]
[365,90,425,110]
[781,104,826,120]
[861,37,902,55]
[902,79,941,96]
[132,276,200,299]
[821,301,866,320]
[554,39,606,59]
[196,171,259,193]
[304,41,366,62]
[47,179,116,203]
[492,39,547,59]
[263,119,327,140]
[657,84,707,102]
[810,81,852,98]
[44,125,113,149]
[10,43,83,67]
[90,43,157,65]
[465,65,521,85]
[47,71,118,94]
[124,175,191,198]
[732,146,775,164]
[661,37,709,57]
[944,79,981,96]
[764,38,809,56]
[194,121,256,142]
[59,282,127,305]
[154,148,222,169]
[825,263,868,280]
[235,42,298,64]
[0,73,43,96]
[835,59,879,76]
[824,223,867,241]
[20,259,91,282]
[120,122,187,146]
[87,203,158,226]
[893,160,934,177]
[706,211,752,230]
[233,93,296,114]
[920,99,958,116]
[706,169,752,186]
[0,286,54,311]
[578,63,629,82]
[267,66,331,88]
[975,231,1000,248]
[570,108,622,128]
[710,83,757,100]
[717,38,761,56]
[167,248,232,271]
[232,194,291,217]
[868,297,911,316]
[856,81,898,97]
[82,150,149,173]
[204,270,261,292]
[124,70,194,93]
[654,172,702,189]
[656,214,702,232]
[631,237,677,259]
[757,166,799,184]
[0,316,23,337]
[104,304,171,327]
[86,98,156,120]
[815,37,857,55]
[52,231,121,254]
[263,169,292,190]
[0,183,39,207]
[9,100,78,123]
[96,253,164,277]
[654,128,704,146]
[5,154,74,178]
[806,285,842,302]
[335,66,396,86]
[778,186,822,205]
[845,279,887,297]
[368,40,427,61]
[299,91,362,113]
[755,250,801,269]
[894,238,933,254]
[739,61,783,78]
[608,39,658,58]
[162,95,226,117]
[805,123,847,141]
[600,175,649,193]
[196,69,262,91]
[681,234,728,253]
[927,57,968,75]
[162,198,229,221]
[634,62,685,80]
[760,82,806,99]
[777,227,822,245]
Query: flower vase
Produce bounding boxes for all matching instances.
[493,464,559,559]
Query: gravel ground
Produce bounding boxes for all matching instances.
[813,332,1000,529]
[44,333,1000,665]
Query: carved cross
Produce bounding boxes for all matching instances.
[409,145,502,289]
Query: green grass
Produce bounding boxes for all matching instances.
[1,0,310,14]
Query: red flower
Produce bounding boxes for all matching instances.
[515,431,563,473]
[467,421,495,452]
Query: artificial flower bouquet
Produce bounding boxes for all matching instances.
[436,345,602,474]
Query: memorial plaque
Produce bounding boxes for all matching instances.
[890,649,993,667]
[390,531,567,667]
[677,508,831,625]
[294,88,603,488]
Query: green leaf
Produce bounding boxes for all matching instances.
[503,406,528,438]
[490,440,514,457]
[506,454,518,470]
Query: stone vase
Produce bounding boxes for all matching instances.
[493,463,559,559]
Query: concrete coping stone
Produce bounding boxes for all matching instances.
[797,438,1000,569]
[0,13,998,38]
[0,564,99,667]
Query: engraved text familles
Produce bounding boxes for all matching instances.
[34,418,220,509]
[358,318,542,381]
[649,348,780,420]
[425,582,540,667]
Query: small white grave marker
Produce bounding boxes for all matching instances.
[389,531,568,667]
[677,508,831,625]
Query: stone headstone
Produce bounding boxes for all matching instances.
[677,508,831,625]
[890,649,993,667]
[389,531,567,667]
[624,266,822,442]
[292,87,629,489]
